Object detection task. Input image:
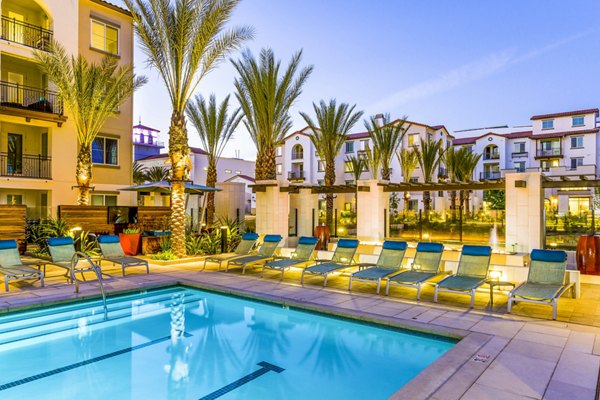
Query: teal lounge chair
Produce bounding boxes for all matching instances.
[262,236,319,281]
[301,239,359,287]
[202,232,259,270]
[349,240,407,294]
[47,237,102,282]
[386,242,444,299]
[225,234,283,273]
[0,240,44,291]
[434,245,492,308]
[97,235,149,276]
[507,249,574,320]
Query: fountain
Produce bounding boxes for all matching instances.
[490,222,498,251]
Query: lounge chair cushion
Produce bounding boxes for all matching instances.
[462,245,492,257]
[437,275,486,291]
[99,237,126,258]
[242,232,259,241]
[416,242,444,253]
[382,241,407,251]
[512,283,565,300]
[47,237,74,246]
[97,235,120,244]
[0,240,18,250]
[337,239,359,248]
[389,270,437,284]
[48,237,75,262]
[531,249,567,263]
[305,262,348,274]
[353,267,398,280]
[263,234,283,243]
[298,236,319,245]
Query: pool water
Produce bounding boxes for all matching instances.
[0,286,455,399]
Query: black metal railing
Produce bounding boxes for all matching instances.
[536,148,562,157]
[480,171,501,180]
[288,170,305,181]
[1,16,53,51]
[483,153,500,160]
[511,151,528,158]
[0,81,63,115]
[291,151,303,160]
[0,153,51,179]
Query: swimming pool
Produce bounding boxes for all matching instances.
[0,286,455,399]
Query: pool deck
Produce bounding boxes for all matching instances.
[1,260,599,400]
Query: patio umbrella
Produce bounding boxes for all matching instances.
[119,180,221,194]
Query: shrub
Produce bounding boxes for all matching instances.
[186,234,204,256]
[150,250,178,260]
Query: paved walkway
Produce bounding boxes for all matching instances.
[1,260,599,399]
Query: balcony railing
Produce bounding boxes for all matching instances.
[288,170,305,181]
[0,153,51,179]
[438,167,448,177]
[1,16,53,52]
[511,151,528,158]
[483,153,500,160]
[291,151,303,160]
[480,171,502,180]
[0,81,63,115]
[536,148,562,158]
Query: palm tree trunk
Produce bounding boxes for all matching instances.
[169,112,190,258]
[423,190,431,220]
[75,144,92,205]
[381,166,390,181]
[325,161,336,232]
[256,145,277,181]
[403,192,410,217]
[459,190,465,219]
[206,159,217,227]
[450,190,457,221]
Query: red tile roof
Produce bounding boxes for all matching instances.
[452,127,598,146]
[91,0,132,16]
[504,130,533,139]
[133,124,160,132]
[452,137,477,145]
[531,128,599,139]
[531,109,599,120]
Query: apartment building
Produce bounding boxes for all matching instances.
[133,121,164,161]
[453,108,599,215]
[276,115,453,214]
[0,0,136,218]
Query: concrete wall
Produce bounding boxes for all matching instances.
[215,182,246,223]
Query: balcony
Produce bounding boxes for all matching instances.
[438,167,448,178]
[291,151,303,160]
[0,153,51,179]
[480,171,502,180]
[536,148,562,159]
[288,170,305,182]
[483,153,500,161]
[511,151,528,158]
[0,80,63,115]
[1,16,52,52]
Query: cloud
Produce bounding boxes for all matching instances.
[368,29,596,113]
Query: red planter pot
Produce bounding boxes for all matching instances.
[314,225,330,251]
[119,233,141,256]
[576,235,600,275]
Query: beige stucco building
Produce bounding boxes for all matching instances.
[0,0,135,219]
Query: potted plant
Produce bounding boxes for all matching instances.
[119,224,141,256]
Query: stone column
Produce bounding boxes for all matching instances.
[356,179,389,243]
[505,171,543,253]
[295,187,318,238]
[255,181,289,242]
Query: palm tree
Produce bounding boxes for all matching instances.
[34,42,146,205]
[397,148,418,216]
[456,150,481,220]
[363,144,381,180]
[232,48,312,181]
[364,114,410,180]
[300,100,363,231]
[125,0,253,257]
[414,138,445,218]
[145,165,170,182]
[345,155,366,184]
[186,94,242,226]
[133,162,147,185]
[443,146,461,221]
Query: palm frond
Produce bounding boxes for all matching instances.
[364,114,410,179]
[414,138,445,183]
[397,148,418,183]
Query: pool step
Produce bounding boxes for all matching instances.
[0,289,203,347]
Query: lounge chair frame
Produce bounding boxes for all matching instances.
[348,240,407,294]
[225,234,283,273]
[262,236,318,281]
[0,240,45,291]
[97,235,149,276]
[300,239,359,287]
[202,232,259,270]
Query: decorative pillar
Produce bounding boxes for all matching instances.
[356,179,389,243]
[505,172,543,253]
[255,182,289,242]
[295,187,318,238]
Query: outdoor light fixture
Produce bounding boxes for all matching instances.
[488,270,502,281]
[220,226,228,253]
[514,180,527,188]
[70,227,82,232]
[413,263,422,271]
[340,257,348,263]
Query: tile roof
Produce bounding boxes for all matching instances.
[452,137,477,145]
[91,0,132,16]
[225,174,255,183]
[531,128,599,139]
[133,124,160,132]
[531,108,599,120]
[137,147,208,161]
[452,127,598,146]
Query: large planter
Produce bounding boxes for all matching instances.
[314,225,330,251]
[119,233,141,256]
[576,235,600,275]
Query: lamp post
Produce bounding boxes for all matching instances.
[220,226,228,254]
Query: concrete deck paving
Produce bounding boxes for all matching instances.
[1,259,599,399]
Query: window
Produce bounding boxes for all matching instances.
[92,137,118,165]
[361,140,369,150]
[7,194,22,205]
[344,202,352,211]
[275,146,282,157]
[344,161,353,172]
[514,142,526,153]
[317,179,324,186]
[541,159,559,172]
[572,116,585,127]
[515,161,526,172]
[317,160,325,172]
[438,191,444,197]
[291,144,303,159]
[570,157,583,169]
[91,20,119,55]
[409,177,419,183]
[570,136,583,148]
[91,194,117,206]
[235,170,241,174]
[224,169,232,173]
[408,199,418,210]
[542,119,554,130]
[408,133,419,147]
[345,180,354,185]
[276,164,282,175]
[345,142,354,153]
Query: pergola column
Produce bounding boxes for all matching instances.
[255,182,289,242]
[295,187,318,238]
[356,179,389,243]
[505,171,543,253]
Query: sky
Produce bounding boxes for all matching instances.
[114,0,600,160]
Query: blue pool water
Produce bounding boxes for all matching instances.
[0,286,455,399]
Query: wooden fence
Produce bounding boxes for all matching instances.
[57,205,171,234]
[0,205,27,253]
